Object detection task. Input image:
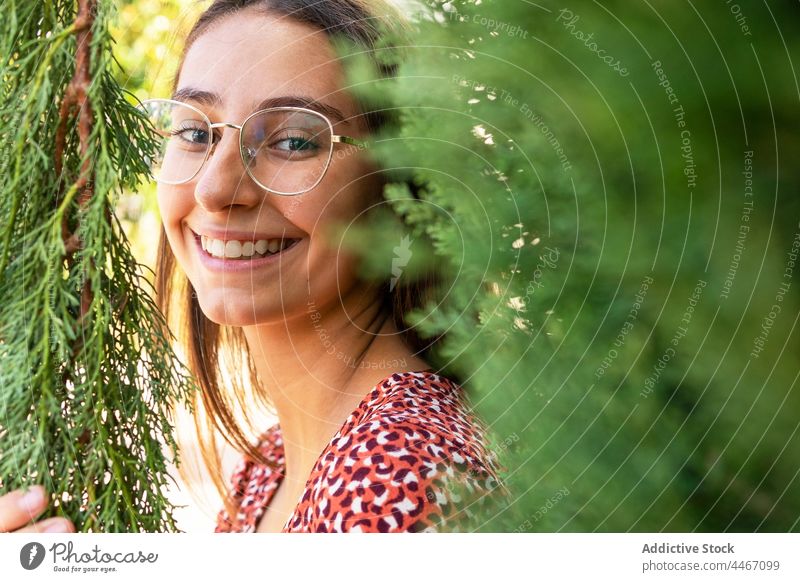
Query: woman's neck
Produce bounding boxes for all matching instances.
[241,287,429,489]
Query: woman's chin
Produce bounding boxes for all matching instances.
[195,294,297,327]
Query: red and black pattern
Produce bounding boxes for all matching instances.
[214,371,509,533]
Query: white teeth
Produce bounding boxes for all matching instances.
[201,235,296,259]
[254,240,268,255]
[210,239,225,257]
[225,240,242,258]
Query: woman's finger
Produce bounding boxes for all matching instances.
[0,486,48,533]
[13,517,75,534]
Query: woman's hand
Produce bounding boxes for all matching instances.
[0,485,75,533]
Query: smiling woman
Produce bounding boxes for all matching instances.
[146,0,509,533]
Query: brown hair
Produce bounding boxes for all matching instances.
[155,0,445,523]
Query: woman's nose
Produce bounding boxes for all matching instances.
[192,129,263,212]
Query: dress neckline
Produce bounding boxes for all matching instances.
[251,368,444,532]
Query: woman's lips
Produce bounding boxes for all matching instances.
[193,232,304,273]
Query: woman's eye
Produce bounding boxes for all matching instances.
[271,135,320,154]
[172,125,211,145]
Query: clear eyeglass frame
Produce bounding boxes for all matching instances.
[136,98,368,196]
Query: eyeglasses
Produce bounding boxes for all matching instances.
[135,98,367,196]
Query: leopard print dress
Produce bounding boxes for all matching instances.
[214,370,509,533]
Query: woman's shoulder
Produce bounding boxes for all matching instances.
[293,370,510,532]
[354,370,501,470]
[214,422,285,533]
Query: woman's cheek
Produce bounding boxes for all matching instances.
[157,187,194,270]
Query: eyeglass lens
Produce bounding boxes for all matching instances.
[140,100,333,195]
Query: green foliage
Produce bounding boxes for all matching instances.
[0,0,198,532]
[345,0,800,531]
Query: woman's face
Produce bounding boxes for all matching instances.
[158,8,382,326]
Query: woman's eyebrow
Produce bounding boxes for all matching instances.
[170,87,347,123]
[171,87,221,107]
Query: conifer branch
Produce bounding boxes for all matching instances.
[0,0,199,532]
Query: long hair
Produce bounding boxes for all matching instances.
[154,0,446,523]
